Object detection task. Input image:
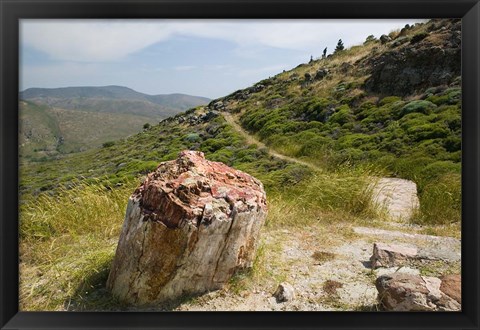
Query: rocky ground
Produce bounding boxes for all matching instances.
[171,223,460,311]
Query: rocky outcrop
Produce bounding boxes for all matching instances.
[376,273,461,311]
[107,150,267,306]
[363,20,461,96]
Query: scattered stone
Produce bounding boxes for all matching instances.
[273,282,295,303]
[212,101,224,110]
[380,34,391,44]
[440,274,461,303]
[375,273,461,311]
[370,242,418,269]
[314,68,329,80]
[107,150,268,306]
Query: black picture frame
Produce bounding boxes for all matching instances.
[1,0,479,329]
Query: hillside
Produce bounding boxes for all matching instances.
[19,86,210,159]
[19,19,461,311]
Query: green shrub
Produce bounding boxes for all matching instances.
[399,100,437,118]
[329,105,353,126]
[184,133,201,142]
[378,96,402,106]
[406,123,449,141]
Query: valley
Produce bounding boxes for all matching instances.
[19,86,210,160]
[19,18,461,311]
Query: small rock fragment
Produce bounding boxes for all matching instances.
[273,282,295,303]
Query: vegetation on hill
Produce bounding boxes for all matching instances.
[19,19,461,311]
[216,18,461,226]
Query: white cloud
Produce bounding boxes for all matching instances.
[21,19,425,62]
[173,65,196,71]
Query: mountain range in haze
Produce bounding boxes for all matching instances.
[19,86,210,160]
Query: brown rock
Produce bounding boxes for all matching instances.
[107,150,267,306]
[440,274,461,303]
[376,273,461,311]
[370,242,418,268]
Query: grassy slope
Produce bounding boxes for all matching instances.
[19,19,461,311]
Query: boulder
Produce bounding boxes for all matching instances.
[376,273,461,311]
[380,34,391,44]
[314,68,329,80]
[370,242,418,268]
[273,282,295,303]
[107,150,267,305]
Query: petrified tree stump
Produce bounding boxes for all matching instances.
[106,150,267,305]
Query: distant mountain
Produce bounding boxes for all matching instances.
[19,86,210,160]
[20,86,210,118]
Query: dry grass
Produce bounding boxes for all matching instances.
[311,251,336,265]
[19,180,138,310]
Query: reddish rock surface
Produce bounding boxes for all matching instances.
[107,150,267,306]
[376,273,461,311]
[440,274,461,303]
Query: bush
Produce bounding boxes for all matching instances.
[329,105,353,126]
[399,100,437,118]
[378,96,402,106]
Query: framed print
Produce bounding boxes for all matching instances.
[1,0,479,329]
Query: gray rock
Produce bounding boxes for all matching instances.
[273,282,295,303]
[314,68,329,80]
[370,242,418,269]
[380,34,391,44]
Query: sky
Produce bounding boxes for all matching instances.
[20,19,424,99]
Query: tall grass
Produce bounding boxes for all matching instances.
[265,166,380,228]
[411,173,461,226]
[20,180,137,311]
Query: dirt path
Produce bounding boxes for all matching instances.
[371,178,420,220]
[222,112,419,220]
[223,112,318,171]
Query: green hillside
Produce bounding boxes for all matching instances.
[19,19,461,311]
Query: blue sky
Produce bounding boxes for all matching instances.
[20,19,424,99]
